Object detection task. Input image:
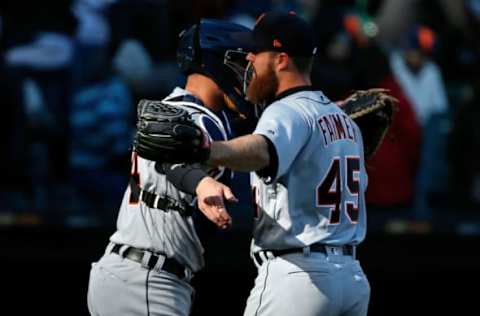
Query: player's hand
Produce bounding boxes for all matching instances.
[195,176,238,229]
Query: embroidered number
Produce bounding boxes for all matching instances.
[345,157,360,223]
[316,156,361,224]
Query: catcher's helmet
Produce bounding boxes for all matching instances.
[177,19,253,118]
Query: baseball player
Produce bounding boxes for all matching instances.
[87,19,251,316]
[195,12,371,316]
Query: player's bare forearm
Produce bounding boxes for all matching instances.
[207,134,270,171]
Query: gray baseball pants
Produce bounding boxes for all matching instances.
[244,249,370,316]
[87,251,194,316]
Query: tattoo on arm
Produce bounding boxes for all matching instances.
[208,134,270,171]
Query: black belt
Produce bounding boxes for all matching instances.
[111,244,188,280]
[129,176,194,216]
[140,190,194,216]
[253,244,355,263]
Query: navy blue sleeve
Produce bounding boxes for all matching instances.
[201,115,227,141]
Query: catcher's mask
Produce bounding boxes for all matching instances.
[177,19,254,119]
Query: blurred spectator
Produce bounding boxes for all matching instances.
[0,0,476,229]
[69,61,133,225]
[374,0,418,47]
[0,1,77,220]
[363,46,422,213]
[71,0,112,90]
[333,12,423,214]
[6,39,75,187]
[73,0,111,47]
[107,0,183,99]
[112,39,152,90]
[415,0,480,111]
[389,25,452,217]
[389,25,448,127]
[417,0,480,70]
[4,33,73,70]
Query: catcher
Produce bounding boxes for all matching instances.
[87,19,252,316]
[134,11,397,316]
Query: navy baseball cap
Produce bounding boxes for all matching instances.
[241,11,317,57]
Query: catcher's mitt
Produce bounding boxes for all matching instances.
[340,89,398,159]
[133,99,211,163]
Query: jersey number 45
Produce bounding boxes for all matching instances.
[316,156,360,225]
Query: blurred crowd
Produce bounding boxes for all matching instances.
[0,0,479,231]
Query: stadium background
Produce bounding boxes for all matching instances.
[1,0,479,315]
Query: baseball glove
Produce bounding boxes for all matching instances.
[133,99,211,163]
[340,88,398,159]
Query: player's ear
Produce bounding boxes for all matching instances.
[275,52,289,72]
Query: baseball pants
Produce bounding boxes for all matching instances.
[244,250,370,316]
[87,252,194,316]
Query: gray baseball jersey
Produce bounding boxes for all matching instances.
[109,87,231,272]
[244,88,370,316]
[88,87,233,316]
[251,89,368,252]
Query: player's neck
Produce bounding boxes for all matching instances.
[185,74,224,112]
[275,72,311,97]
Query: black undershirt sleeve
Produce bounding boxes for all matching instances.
[255,136,278,181]
[164,163,208,195]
